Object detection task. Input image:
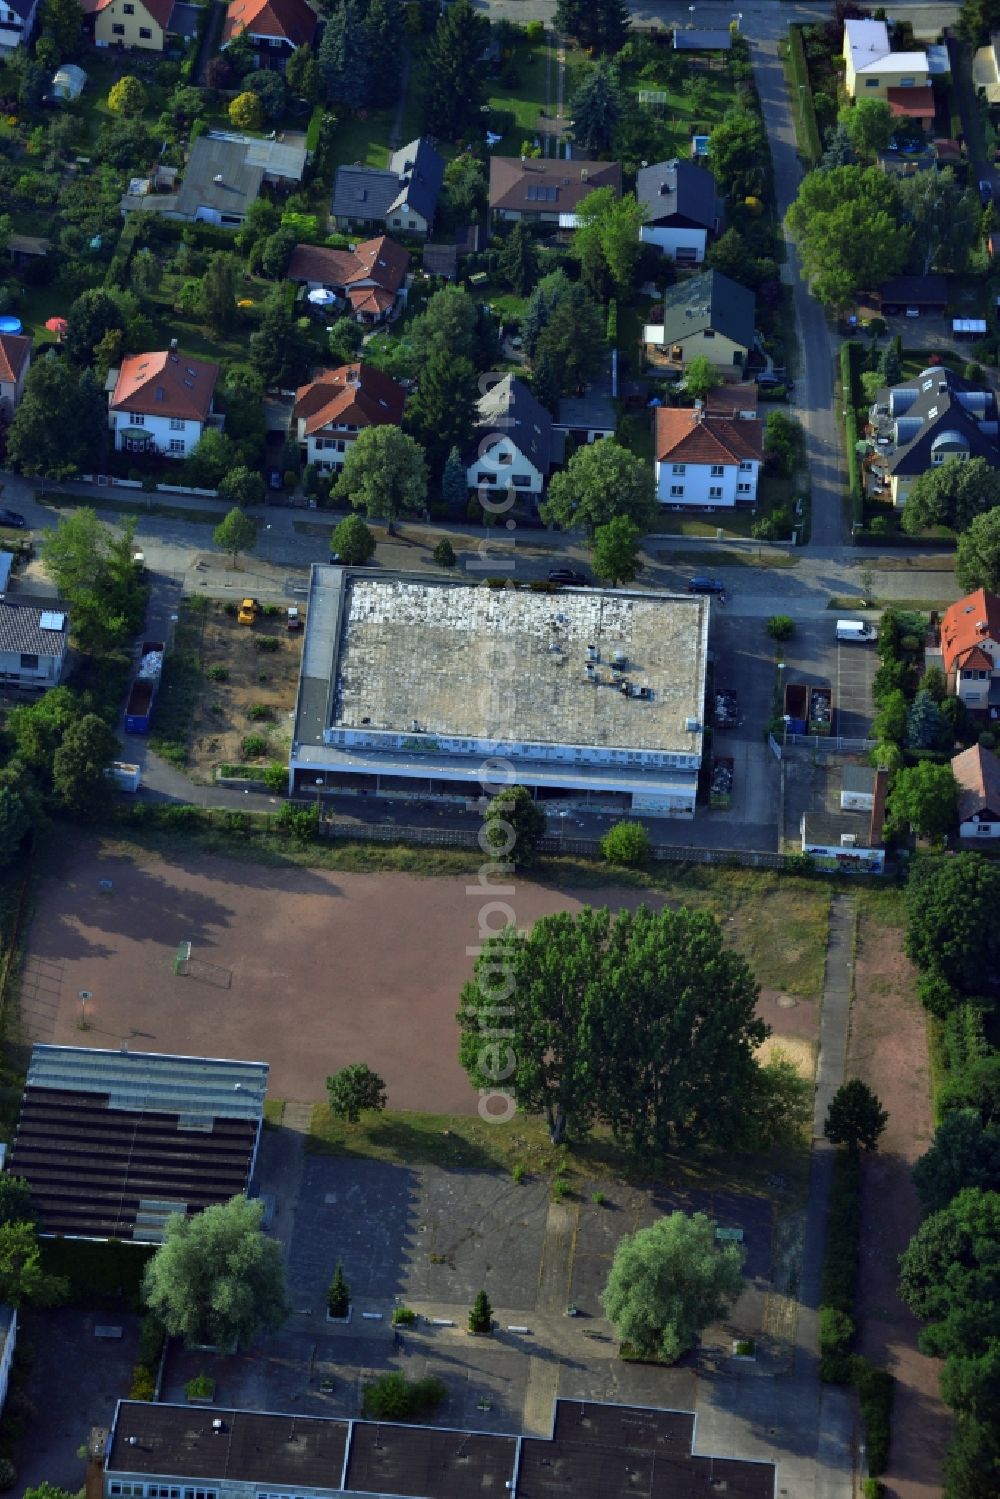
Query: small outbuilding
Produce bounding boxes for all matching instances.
[952,743,1000,837]
[876,273,948,315]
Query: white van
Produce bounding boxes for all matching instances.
[836,619,877,643]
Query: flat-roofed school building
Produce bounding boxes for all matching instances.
[289,568,711,819]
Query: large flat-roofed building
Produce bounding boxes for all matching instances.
[103,1398,776,1499]
[289,568,710,818]
[8,1045,268,1242]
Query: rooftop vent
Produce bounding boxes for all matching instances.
[841,833,858,847]
[39,611,65,631]
[684,716,700,732]
[213,174,224,184]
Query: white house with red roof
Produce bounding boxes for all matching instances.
[107,345,220,458]
[938,587,1000,713]
[292,363,405,471]
[286,235,409,323]
[653,401,762,509]
[0,332,31,416]
[221,0,317,63]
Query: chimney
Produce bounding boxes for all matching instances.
[581,168,589,181]
[693,399,704,423]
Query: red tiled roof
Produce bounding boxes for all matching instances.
[111,349,219,422]
[940,587,1000,676]
[886,85,935,118]
[654,406,762,465]
[348,285,395,315]
[286,236,409,295]
[0,332,31,385]
[704,383,758,417]
[292,363,405,438]
[223,0,317,46]
[952,743,1000,822]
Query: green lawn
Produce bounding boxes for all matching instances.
[328,111,394,173]
[487,40,553,153]
[16,275,104,347]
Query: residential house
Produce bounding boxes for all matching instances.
[875,274,948,315]
[287,235,409,323]
[467,375,565,501]
[292,363,405,472]
[121,132,306,224]
[221,0,318,65]
[0,331,31,416]
[83,0,182,51]
[0,602,68,690]
[555,379,616,446]
[705,382,759,420]
[7,1044,268,1241]
[331,137,445,236]
[0,0,38,54]
[843,18,929,102]
[644,269,756,371]
[108,345,220,458]
[654,402,762,509]
[973,31,1000,102]
[938,587,1000,715]
[489,156,622,224]
[952,742,1000,837]
[800,767,888,874]
[636,157,723,264]
[867,367,1000,507]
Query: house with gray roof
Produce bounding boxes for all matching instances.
[637,158,724,264]
[867,366,1000,506]
[0,601,68,690]
[644,269,756,370]
[466,374,565,502]
[331,136,445,236]
[120,132,305,225]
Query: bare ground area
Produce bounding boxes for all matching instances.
[850,903,950,1499]
[188,600,302,779]
[18,837,823,1116]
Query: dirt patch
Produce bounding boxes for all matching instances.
[850,904,950,1499]
[188,600,302,779]
[757,1034,816,1080]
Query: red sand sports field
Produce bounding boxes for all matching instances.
[18,838,818,1114]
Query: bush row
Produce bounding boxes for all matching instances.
[787,27,822,164]
[840,342,864,528]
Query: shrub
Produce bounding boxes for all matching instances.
[392,1306,417,1325]
[207,664,229,682]
[362,1371,447,1420]
[433,538,456,568]
[511,1163,525,1183]
[469,1289,493,1334]
[247,703,273,722]
[255,636,280,653]
[130,1364,156,1401]
[263,761,287,792]
[137,1313,166,1367]
[600,820,652,866]
[241,734,269,758]
[327,1262,350,1317]
[819,1306,854,1356]
[766,614,794,641]
[185,1373,215,1400]
[0,1459,16,1490]
[852,1357,894,1475]
[592,1191,606,1206]
[863,1481,885,1499]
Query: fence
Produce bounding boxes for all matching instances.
[319,818,789,871]
[785,735,877,755]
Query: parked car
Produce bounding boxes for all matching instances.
[548,568,588,585]
[980,179,994,206]
[0,509,27,529]
[687,576,726,595]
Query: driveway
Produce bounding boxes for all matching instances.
[836,639,878,739]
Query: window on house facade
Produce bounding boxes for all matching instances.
[123,3,134,11]
[739,460,753,470]
[139,25,152,36]
[671,463,685,475]
[670,484,684,496]
[710,464,724,476]
[169,417,184,430]
[131,413,144,425]
[112,21,125,30]
[865,77,879,86]
[702,329,715,339]
[497,451,512,464]
[477,471,492,484]
[737,482,752,493]
[709,485,723,498]
[169,439,184,453]
[19,654,38,670]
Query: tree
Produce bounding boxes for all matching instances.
[336,426,427,533]
[939,1054,1000,1127]
[0,1175,36,1228]
[601,1212,744,1363]
[107,75,146,117]
[328,316,364,365]
[708,108,771,202]
[216,466,264,510]
[957,507,1000,594]
[764,409,801,477]
[319,0,372,111]
[433,538,456,567]
[600,820,651,866]
[325,1063,387,1123]
[403,350,477,480]
[591,514,642,585]
[51,713,119,819]
[767,615,794,642]
[186,429,236,488]
[65,287,127,365]
[554,0,629,53]
[0,787,32,868]
[573,190,644,298]
[248,67,287,121]
[483,784,547,867]
[533,286,605,392]
[839,98,894,162]
[902,456,1000,535]
[469,1288,493,1334]
[903,853,1000,992]
[440,154,487,231]
[424,0,488,138]
[142,1195,290,1349]
[363,0,405,105]
[441,446,468,513]
[899,1188,1000,1358]
[327,1261,350,1316]
[899,169,980,276]
[229,90,264,130]
[683,355,720,402]
[943,1414,1000,1499]
[872,686,908,745]
[331,513,376,565]
[7,688,79,786]
[497,221,537,297]
[824,1079,888,1153]
[42,509,145,652]
[457,904,769,1149]
[913,1110,1000,1214]
[39,0,83,58]
[786,166,907,311]
[198,252,238,334]
[214,507,257,569]
[409,284,483,369]
[958,0,1000,47]
[819,121,856,171]
[285,44,322,102]
[542,441,656,535]
[0,1221,68,1308]
[249,297,315,388]
[879,338,902,386]
[886,761,959,841]
[569,60,623,156]
[130,247,162,302]
[906,687,948,752]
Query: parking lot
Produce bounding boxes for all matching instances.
[835,638,877,740]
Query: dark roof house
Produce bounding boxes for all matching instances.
[876,273,948,312]
[871,367,1000,484]
[331,137,445,233]
[473,374,566,478]
[636,157,723,234]
[8,1045,268,1242]
[660,269,756,352]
